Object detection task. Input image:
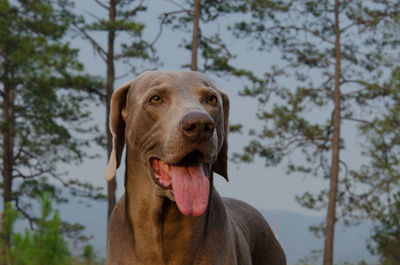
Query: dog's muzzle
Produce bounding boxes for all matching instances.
[150,150,210,217]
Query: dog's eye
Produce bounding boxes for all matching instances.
[149,95,162,104]
[206,95,218,104]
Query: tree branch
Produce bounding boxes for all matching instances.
[115,71,133,80]
[123,0,146,20]
[276,136,332,151]
[162,9,193,16]
[151,9,191,46]
[202,35,233,59]
[13,144,25,163]
[341,7,396,33]
[13,168,51,180]
[341,79,390,94]
[84,10,103,23]
[265,25,335,45]
[72,22,107,62]
[49,172,105,200]
[166,0,187,11]
[342,116,390,165]
[340,159,349,183]
[93,0,108,10]
[13,197,35,230]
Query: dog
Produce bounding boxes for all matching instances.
[105,70,286,265]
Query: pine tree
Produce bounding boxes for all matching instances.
[0,0,104,243]
[352,69,400,263]
[231,1,400,264]
[160,0,247,76]
[1,194,70,265]
[72,0,157,220]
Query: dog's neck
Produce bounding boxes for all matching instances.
[124,149,212,264]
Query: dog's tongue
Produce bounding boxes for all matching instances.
[171,163,209,216]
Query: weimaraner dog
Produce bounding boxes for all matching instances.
[105,70,286,265]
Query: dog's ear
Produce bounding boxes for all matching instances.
[104,81,132,181]
[212,89,229,181]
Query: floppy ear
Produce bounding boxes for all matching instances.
[212,89,229,181]
[104,81,132,181]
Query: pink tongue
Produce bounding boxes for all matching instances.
[171,164,209,216]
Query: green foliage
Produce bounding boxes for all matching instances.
[0,203,19,244]
[161,0,253,77]
[232,0,400,224]
[1,195,104,265]
[75,0,158,75]
[231,1,400,261]
[347,72,400,218]
[368,192,400,265]
[1,194,70,265]
[296,249,323,265]
[71,243,104,265]
[0,0,105,215]
[81,244,97,265]
[341,68,400,261]
[0,0,106,249]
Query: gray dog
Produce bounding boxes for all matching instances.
[105,71,286,265]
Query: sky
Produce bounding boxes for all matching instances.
[67,0,366,218]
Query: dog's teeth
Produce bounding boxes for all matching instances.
[164,163,170,172]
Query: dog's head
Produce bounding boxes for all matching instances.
[104,71,229,216]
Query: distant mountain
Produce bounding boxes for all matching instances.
[13,196,377,265]
[261,210,377,265]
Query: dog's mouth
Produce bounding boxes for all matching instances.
[150,150,210,217]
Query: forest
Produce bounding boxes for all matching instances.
[0,0,399,264]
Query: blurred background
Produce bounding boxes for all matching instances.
[0,0,399,264]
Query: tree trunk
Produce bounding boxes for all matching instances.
[2,74,15,247]
[2,88,13,206]
[191,0,201,71]
[106,0,116,221]
[323,0,341,264]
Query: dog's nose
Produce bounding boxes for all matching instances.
[180,112,215,142]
